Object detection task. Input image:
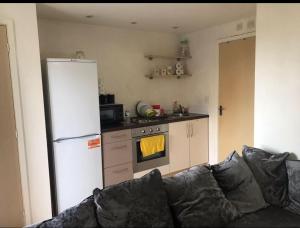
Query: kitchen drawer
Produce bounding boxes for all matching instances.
[103,140,132,168]
[103,129,131,144]
[104,162,133,187]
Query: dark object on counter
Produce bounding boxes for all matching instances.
[100,104,123,126]
[99,94,115,105]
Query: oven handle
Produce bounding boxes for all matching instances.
[132,133,168,141]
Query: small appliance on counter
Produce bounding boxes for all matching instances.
[100,104,124,126]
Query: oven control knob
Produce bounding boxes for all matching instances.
[149,128,153,132]
[156,127,160,131]
[141,129,145,133]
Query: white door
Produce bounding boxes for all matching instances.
[46,60,100,139]
[53,135,103,213]
[190,119,209,167]
[169,121,190,173]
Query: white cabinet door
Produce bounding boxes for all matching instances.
[190,118,209,167]
[169,121,190,173]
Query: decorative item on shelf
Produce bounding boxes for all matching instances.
[161,66,167,76]
[175,62,184,77]
[153,67,161,77]
[178,38,190,58]
[167,65,174,75]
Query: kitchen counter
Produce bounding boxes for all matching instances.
[101,113,209,133]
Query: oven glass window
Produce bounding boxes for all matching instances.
[136,135,166,163]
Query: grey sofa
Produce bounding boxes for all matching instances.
[29,146,300,228]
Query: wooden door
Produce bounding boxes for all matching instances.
[218,37,255,161]
[190,119,209,167]
[0,25,24,227]
[169,121,190,173]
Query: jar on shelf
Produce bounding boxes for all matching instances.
[178,39,190,57]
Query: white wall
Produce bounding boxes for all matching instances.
[38,19,189,113]
[255,4,300,158]
[0,4,52,224]
[185,17,256,163]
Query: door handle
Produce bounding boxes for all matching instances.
[219,105,225,116]
[186,122,189,138]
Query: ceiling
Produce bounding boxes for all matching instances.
[37,3,256,34]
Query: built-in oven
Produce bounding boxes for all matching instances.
[131,124,169,173]
[100,104,124,126]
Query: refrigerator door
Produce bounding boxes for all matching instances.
[46,59,100,140]
[53,134,103,213]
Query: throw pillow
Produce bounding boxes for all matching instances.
[242,145,290,207]
[163,165,240,228]
[285,160,300,215]
[211,151,268,214]
[93,169,174,228]
[28,195,99,228]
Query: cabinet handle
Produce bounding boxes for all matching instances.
[111,145,127,150]
[186,122,189,138]
[113,168,129,174]
[191,122,194,138]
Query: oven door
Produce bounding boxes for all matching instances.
[132,133,169,173]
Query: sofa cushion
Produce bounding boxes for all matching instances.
[285,160,300,215]
[26,195,99,228]
[227,206,300,228]
[211,151,268,214]
[163,165,240,228]
[242,145,289,207]
[93,169,174,228]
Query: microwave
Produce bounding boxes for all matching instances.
[100,104,124,125]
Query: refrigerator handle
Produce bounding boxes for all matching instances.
[54,133,100,143]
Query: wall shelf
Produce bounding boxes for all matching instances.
[144,54,192,61]
[145,74,192,79]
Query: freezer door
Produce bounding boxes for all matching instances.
[46,60,100,139]
[53,135,103,213]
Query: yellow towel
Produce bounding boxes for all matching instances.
[140,135,165,158]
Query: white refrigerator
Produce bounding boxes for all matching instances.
[43,58,103,215]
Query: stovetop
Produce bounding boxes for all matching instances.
[101,113,209,133]
[130,118,160,124]
[130,116,168,124]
